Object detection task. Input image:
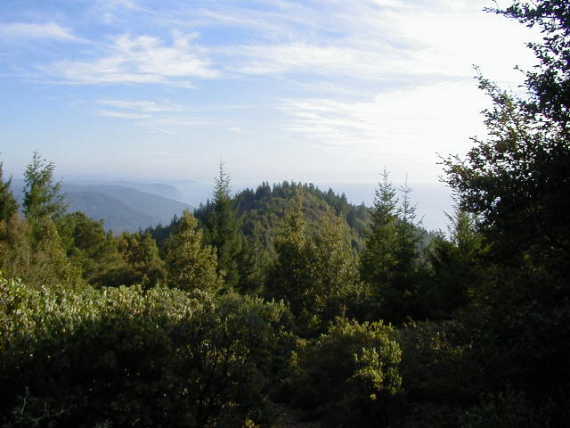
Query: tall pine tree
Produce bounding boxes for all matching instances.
[204,163,243,288]
[360,170,400,289]
[360,171,423,322]
[23,152,66,222]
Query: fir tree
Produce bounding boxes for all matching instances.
[164,210,222,292]
[426,208,488,318]
[394,178,420,279]
[23,152,66,222]
[359,170,400,289]
[204,163,243,288]
[360,171,424,322]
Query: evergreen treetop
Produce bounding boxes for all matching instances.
[23,152,66,221]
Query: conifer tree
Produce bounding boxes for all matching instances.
[426,208,488,318]
[360,171,424,321]
[312,208,364,322]
[116,231,166,287]
[313,209,360,302]
[204,163,243,288]
[0,162,18,222]
[266,195,310,318]
[164,210,222,292]
[23,152,66,222]
[31,217,82,288]
[234,229,269,295]
[267,195,360,332]
[3,154,79,288]
[360,170,400,289]
[394,178,420,278]
[56,212,127,286]
[391,179,423,313]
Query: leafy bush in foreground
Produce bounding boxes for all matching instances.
[0,276,292,427]
[288,317,403,427]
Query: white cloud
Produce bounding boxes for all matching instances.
[97,110,151,119]
[0,22,82,41]
[234,42,421,80]
[98,99,182,112]
[95,97,234,136]
[96,99,192,134]
[43,33,218,85]
[207,0,533,86]
[281,82,489,157]
[147,117,212,127]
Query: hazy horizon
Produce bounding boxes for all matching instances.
[9,170,454,231]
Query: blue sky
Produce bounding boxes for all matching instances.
[1,0,535,190]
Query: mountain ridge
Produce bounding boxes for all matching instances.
[11,180,192,233]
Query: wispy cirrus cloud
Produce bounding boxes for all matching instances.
[281,82,488,155]
[0,22,84,42]
[233,42,419,80]
[97,110,151,119]
[168,0,528,91]
[225,3,530,84]
[43,33,218,85]
[91,0,151,25]
[98,99,182,113]
[96,97,213,136]
[96,98,183,127]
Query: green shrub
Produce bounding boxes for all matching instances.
[397,320,483,406]
[460,388,554,428]
[289,317,402,427]
[0,276,293,427]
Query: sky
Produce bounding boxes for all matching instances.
[1,0,536,205]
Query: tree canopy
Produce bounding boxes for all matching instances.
[23,152,67,221]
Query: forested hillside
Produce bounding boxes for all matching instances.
[1,1,569,426]
[153,179,375,252]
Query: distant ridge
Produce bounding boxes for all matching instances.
[109,181,183,202]
[12,181,192,233]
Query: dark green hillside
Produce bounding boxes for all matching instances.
[232,181,372,252]
[150,181,375,257]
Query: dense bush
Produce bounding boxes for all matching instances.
[0,276,293,427]
[460,388,555,428]
[288,317,403,427]
[397,320,483,406]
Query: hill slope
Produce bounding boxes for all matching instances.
[148,181,373,254]
[12,181,191,233]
